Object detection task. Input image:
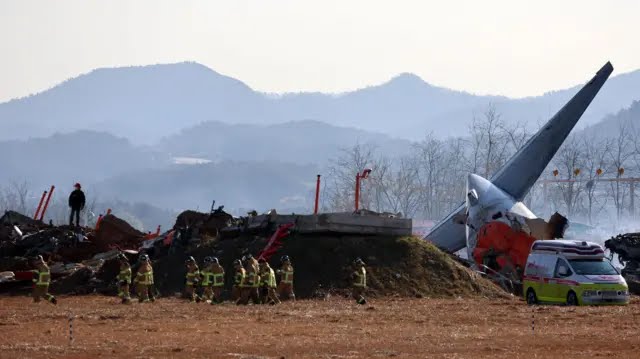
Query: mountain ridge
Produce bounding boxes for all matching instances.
[1,61,639,143]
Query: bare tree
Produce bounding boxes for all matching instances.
[370,156,421,217]
[0,181,31,215]
[326,143,378,212]
[469,104,511,178]
[413,133,446,218]
[582,135,612,224]
[551,135,584,217]
[607,120,636,221]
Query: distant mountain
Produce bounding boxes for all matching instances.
[580,100,640,139]
[0,63,269,144]
[1,62,638,143]
[493,71,640,131]
[0,130,169,189]
[158,120,413,164]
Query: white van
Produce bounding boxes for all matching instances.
[523,240,630,306]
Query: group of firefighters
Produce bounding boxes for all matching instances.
[29,253,368,306]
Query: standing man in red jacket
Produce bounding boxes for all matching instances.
[68,183,85,227]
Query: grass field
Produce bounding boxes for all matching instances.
[0,295,639,358]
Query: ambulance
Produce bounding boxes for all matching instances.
[523,240,630,306]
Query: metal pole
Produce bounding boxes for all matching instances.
[33,190,47,220]
[39,185,55,221]
[314,175,321,215]
[355,173,360,212]
[630,180,635,218]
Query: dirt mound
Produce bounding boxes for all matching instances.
[279,234,504,298]
[94,214,144,251]
[152,234,505,299]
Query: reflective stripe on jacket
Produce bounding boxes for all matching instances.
[252,269,261,288]
[186,270,200,286]
[268,268,277,288]
[260,268,277,288]
[201,271,213,286]
[118,267,132,283]
[34,270,51,286]
[234,268,245,286]
[260,270,269,287]
[136,270,153,285]
[282,267,294,284]
[242,271,254,288]
[353,267,366,287]
[212,273,224,287]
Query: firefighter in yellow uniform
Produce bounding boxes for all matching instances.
[231,259,245,301]
[116,253,132,304]
[250,255,262,304]
[184,256,201,302]
[200,257,215,303]
[210,257,225,304]
[259,259,281,305]
[351,257,367,305]
[276,255,295,301]
[31,255,57,304]
[134,254,154,303]
[237,254,260,305]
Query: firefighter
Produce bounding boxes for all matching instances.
[259,259,280,305]
[200,257,214,303]
[249,255,261,304]
[134,254,154,303]
[237,254,260,305]
[276,255,295,301]
[231,259,245,301]
[31,255,57,304]
[351,257,367,305]
[116,253,132,304]
[184,256,201,302]
[210,257,225,304]
[68,183,85,227]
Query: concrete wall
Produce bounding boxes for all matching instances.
[245,212,412,236]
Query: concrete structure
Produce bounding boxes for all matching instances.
[244,211,412,236]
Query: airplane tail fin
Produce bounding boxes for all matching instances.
[492,62,613,200]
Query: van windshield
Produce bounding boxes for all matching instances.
[568,259,618,275]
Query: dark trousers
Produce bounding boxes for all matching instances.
[69,208,81,226]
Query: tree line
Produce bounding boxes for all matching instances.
[323,103,640,228]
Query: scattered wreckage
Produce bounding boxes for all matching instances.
[605,233,640,293]
[0,205,286,294]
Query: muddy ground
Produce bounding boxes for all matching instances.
[1,296,639,358]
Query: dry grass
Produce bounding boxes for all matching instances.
[0,295,639,358]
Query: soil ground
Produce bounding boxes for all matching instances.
[1,295,639,358]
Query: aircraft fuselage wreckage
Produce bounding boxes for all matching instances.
[424,62,614,273]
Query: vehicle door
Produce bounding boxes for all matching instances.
[550,258,573,302]
[535,254,556,302]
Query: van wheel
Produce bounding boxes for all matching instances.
[566,291,578,306]
[526,289,538,305]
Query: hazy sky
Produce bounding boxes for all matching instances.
[1,0,639,102]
